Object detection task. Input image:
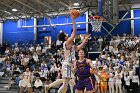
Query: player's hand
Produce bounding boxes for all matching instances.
[85,34,91,42]
[90,68,95,74]
[71,15,75,19]
[73,61,77,68]
[73,61,77,72]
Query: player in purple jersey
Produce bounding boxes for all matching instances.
[73,49,102,93]
[44,34,91,93]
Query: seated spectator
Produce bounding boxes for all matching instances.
[33,77,43,93]
[113,46,119,55]
[5,47,10,54]
[33,53,39,62]
[36,44,42,52]
[29,44,35,52]
[39,70,46,82]
[42,46,47,54]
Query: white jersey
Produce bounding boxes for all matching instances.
[63,42,76,63]
[62,42,75,78]
[23,72,31,82]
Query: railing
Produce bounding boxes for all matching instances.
[85,41,110,52]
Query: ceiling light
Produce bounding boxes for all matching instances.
[12,8,17,12]
[74,3,79,6]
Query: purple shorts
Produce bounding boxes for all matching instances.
[76,77,93,91]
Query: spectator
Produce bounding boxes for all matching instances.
[33,77,43,93]
[56,38,62,50]
[36,44,42,52]
[115,70,122,93]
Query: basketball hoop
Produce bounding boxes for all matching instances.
[89,16,102,32]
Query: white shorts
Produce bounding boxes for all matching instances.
[21,80,31,88]
[62,62,74,78]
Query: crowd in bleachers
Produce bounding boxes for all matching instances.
[0,34,140,93]
[93,35,140,93]
[0,40,64,92]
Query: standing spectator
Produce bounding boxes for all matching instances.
[100,68,109,93]
[124,72,130,93]
[115,70,122,93]
[132,71,139,93]
[44,37,49,45]
[108,69,115,93]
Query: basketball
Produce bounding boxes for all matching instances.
[70,9,80,18]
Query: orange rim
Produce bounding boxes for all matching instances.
[89,16,102,20]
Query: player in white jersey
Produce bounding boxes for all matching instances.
[57,19,91,93]
[19,67,32,93]
[44,15,91,93]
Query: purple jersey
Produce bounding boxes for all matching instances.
[76,58,93,91]
[76,58,91,78]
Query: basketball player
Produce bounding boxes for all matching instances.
[45,15,91,93]
[44,36,91,93]
[19,67,32,93]
[45,64,75,93]
[74,49,102,93]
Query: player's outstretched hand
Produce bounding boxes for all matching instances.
[71,15,75,19]
[73,61,77,72]
[85,34,91,42]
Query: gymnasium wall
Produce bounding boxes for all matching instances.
[37,14,86,43]
[3,19,34,45]
[3,14,86,45]
[134,9,140,36]
[4,10,139,45]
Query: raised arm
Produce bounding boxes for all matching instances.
[73,60,77,73]
[75,34,91,51]
[87,59,102,80]
[66,17,76,46]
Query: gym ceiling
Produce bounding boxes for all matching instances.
[0,0,140,22]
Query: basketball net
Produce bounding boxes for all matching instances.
[89,16,102,32]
